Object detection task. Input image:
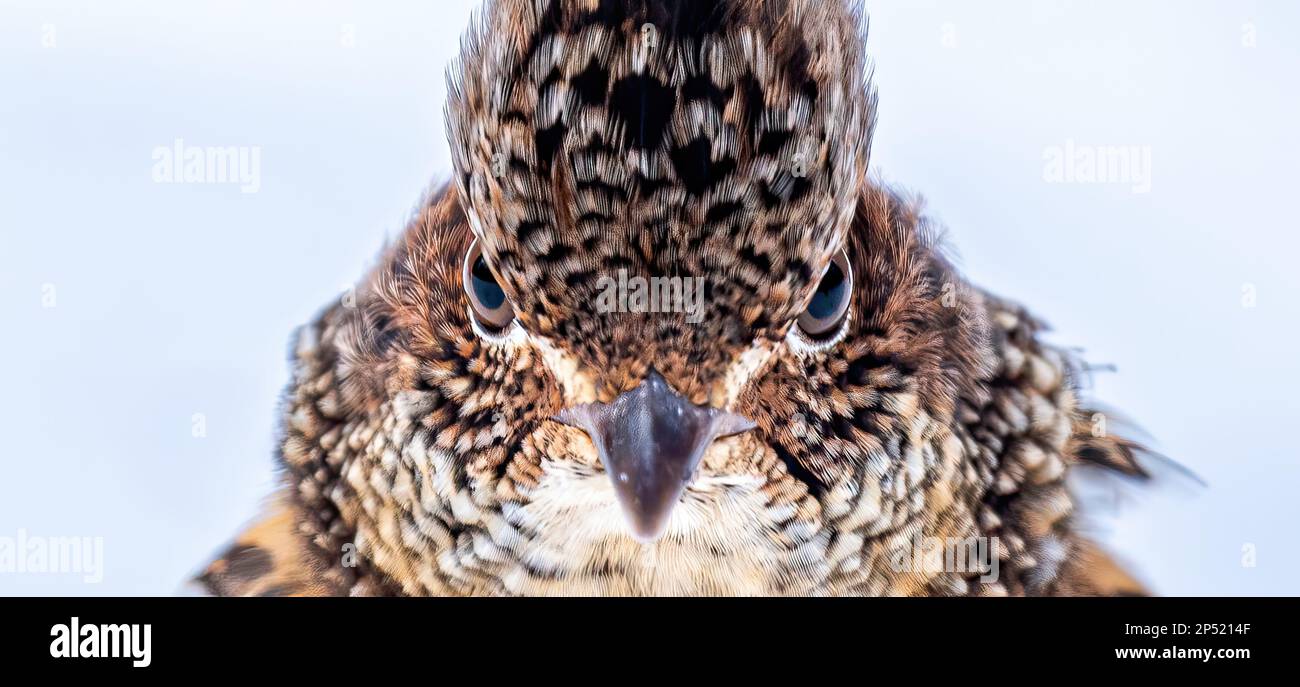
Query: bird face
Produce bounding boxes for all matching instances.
[324,0,995,595]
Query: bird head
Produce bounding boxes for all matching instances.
[321,0,995,595]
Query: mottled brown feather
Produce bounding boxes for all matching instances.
[197,0,1153,596]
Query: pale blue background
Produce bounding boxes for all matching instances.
[1,0,1296,595]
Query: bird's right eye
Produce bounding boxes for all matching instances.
[463,239,515,331]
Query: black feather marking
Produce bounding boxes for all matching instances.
[706,200,744,224]
[773,441,828,497]
[682,74,731,109]
[516,219,546,246]
[571,58,610,106]
[609,75,676,150]
[758,129,793,156]
[670,137,737,197]
[535,122,568,169]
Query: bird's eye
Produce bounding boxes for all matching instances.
[797,249,852,337]
[463,239,515,331]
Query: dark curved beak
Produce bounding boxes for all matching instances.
[553,371,755,542]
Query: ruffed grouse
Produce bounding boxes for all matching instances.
[196,0,1149,596]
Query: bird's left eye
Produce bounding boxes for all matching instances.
[797,249,852,337]
[463,239,515,331]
